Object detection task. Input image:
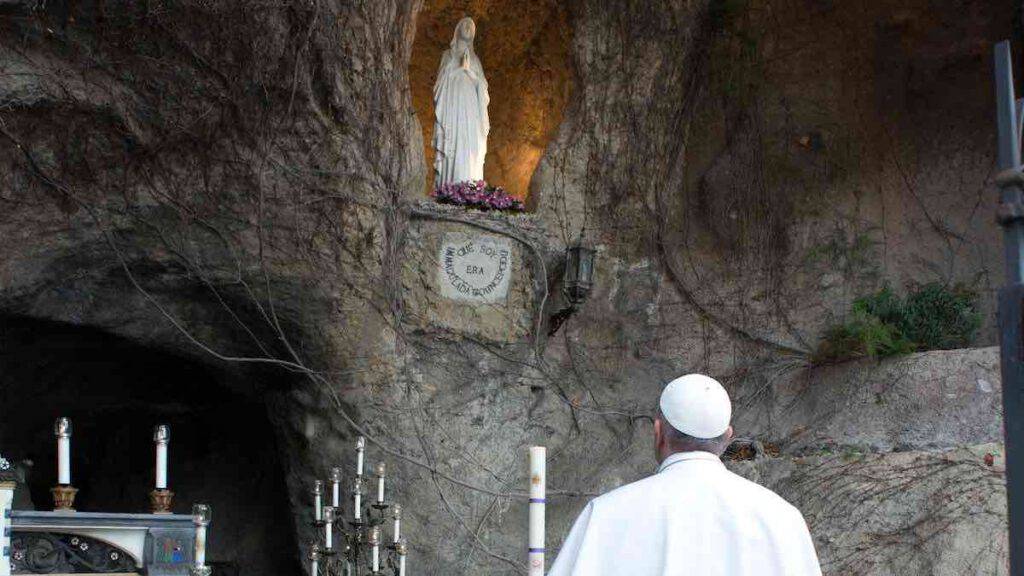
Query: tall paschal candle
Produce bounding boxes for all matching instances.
[528,447,547,576]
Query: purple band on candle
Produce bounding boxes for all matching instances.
[529,498,546,504]
[528,548,546,553]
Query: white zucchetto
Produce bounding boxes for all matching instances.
[659,374,732,439]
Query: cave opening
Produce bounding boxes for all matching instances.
[0,315,302,576]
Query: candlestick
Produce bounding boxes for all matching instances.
[356,437,366,477]
[396,539,407,576]
[313,480,323,522]
[150,425,173,514]
[393,503,402,544]
[192,504,212,568]
[51,418,76,512]
[50,485,78,512]
[309,544,321,576]
[149,487,174,514]
[330,467,342,508]
[528,446,546,576]
[353,477,363,521]
[55,418,71,485]
[375,462,386,504]
[369,526,381,572]
[154,425,170,489]
[323,506,335,550]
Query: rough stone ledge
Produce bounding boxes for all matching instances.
[408,200,554,253]
[733,347,1002,455]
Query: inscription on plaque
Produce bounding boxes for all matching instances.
[439,234,512,302]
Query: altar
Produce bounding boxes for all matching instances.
[6,510,196,575]
[0,481,202,576]
[0,420,213,576]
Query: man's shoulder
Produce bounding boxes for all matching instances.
[584,470,669,514]
[590,463,807,523]
[719,467,808,521]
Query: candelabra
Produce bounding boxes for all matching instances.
[306,437,408,576]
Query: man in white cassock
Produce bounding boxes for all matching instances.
[547,374,822,576]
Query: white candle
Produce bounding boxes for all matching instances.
[313,480,323,522]
[396,539,407,576]
[331,467,342,508]
[324,517,333,549]
[528,446,546,576]
[154,425,170,490]
[393,504,402,544]
[353,480,362,521]
[310,545,320,576]
[194,524,207,566]
[55,418,71,485]
[370,527,380,572]
[375,462,386,504]
[192,504,211,568]
[356,437,365,476]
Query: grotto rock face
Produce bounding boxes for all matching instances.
[732,347,1005,453]
[0,0,1017,575]
[730,444,1009,575]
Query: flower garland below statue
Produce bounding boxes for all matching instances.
[432,180,525,212]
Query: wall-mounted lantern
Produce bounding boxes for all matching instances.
[563,244,595,308]
[548,243,596,336]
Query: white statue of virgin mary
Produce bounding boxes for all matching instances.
[433,17,490,187]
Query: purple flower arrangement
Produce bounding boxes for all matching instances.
[432,180,525,212]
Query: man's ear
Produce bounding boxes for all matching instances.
[654,417,666,450]
[723,425,734,443]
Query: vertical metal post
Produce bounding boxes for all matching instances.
[994,39,1024,576]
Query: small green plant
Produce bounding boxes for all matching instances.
[814,309,915,364]
[813,283,981,364]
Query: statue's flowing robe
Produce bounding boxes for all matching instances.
[433,46,489,187]
[547,451,822,576]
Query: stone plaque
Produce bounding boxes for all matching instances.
[439,233,512,302]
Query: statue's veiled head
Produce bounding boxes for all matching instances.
[453,17,476,46]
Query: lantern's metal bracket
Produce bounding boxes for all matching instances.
[546,306,577,337]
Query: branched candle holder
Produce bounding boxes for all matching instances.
[306,437,408,576]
